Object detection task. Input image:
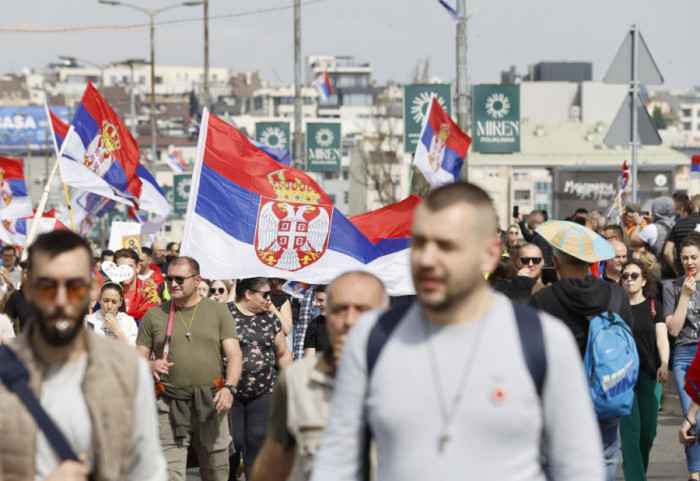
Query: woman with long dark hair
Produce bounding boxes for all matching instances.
[227,277,293,480]
[665,233,700,480]
[618,259,669,480]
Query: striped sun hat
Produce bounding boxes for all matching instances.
[535,220,615,263]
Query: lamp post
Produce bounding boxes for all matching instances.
[119,58,148,137]
[98,0,203,175]
[58,55,113,89]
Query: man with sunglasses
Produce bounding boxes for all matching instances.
[0,230,166,481]
[136,256,243,481]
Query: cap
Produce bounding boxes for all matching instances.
[623,203,642,214]
[535,220,615,263]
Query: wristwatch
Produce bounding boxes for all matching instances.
[224,384,238,395]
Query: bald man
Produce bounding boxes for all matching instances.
[250,271,389,481]
[516,209,555,284]
[602,239,627,284]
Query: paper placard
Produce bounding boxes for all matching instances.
[108,221,142,251]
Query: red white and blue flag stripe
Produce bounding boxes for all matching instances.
[47,107,169,229]
[166,150,187,174]
[312,70,334,100]
[620,160,630,190]
[46,83,142,206]
[0,210,67,248]
[0,157,33,220]
[181,109,415,295]
[413,96,471,188]
[692,156,700,181]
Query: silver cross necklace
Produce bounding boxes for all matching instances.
[422,316,487,452]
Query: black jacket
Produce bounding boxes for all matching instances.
[530,275,632,358]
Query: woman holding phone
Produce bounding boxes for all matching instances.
[85,282,138,346]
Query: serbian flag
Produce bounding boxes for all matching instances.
[0,210,67,248]
[181,109,414,295]
[252,140,291,166]
[312,70,334,100]
[0,158,33,221]
[692,156,700,181]
[133,164,170,237]
[45,83,142,206]
[620,161,630,190]
[413,96,471,188]
[166,150,187,174]
[67,190,116,236]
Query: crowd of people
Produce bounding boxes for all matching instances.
[4,185,700,480]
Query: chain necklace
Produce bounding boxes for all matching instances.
[177,301,199,341]
[423,317,487,452]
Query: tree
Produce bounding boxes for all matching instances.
[652,106,667,130]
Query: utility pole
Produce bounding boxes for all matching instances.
[456,0,468,181]
[293,0,303,170]
[203,0,210,109]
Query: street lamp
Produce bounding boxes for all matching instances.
[58,55,113,89]
[98,0,203,175]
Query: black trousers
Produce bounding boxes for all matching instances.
[228,392,272,480]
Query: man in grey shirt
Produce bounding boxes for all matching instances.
[311,182,603,481]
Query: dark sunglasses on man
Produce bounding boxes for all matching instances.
[165,274,196,285]
[520,257,542,265]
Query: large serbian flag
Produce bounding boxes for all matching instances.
[0,158,33,221]
[181,109,414,295]
[413,96,471,188]
[45,82,142,205]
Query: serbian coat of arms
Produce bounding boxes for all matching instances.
[255,170,332,271]
[84,120,120,177]
[0,168,13,206]
[428,123,450,172]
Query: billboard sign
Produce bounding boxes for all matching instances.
[255,121,290,151]
[0,106,70,152]
[472,85,520,153]
[403,84,452,153]
[306,122,341,172]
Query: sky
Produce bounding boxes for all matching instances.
[1,0,698,90]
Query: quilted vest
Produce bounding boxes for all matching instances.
[0,327,140,481]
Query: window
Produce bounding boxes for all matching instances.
[342,94,372,107]
[344,191,348,203]
[155,76,163,84]
[684,122,692,131]
[512,168,528,181]
[514,190,530,201]
[212,74,218,82]
[682,108,692,117]
[253,97,263,110]
[328,193,336,204]
[487,168,499,179]
[336,75,369,88]
[534,181,552,213]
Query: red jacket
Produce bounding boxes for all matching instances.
[123,278,161,322]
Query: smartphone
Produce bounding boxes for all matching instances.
[512,206,519,218]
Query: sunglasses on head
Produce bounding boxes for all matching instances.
[210,287,226,295]
[251,289,271,299]
[520,257,543,265]
[34,278,89,304]
[165,274,196,285]
[621,272,641,280]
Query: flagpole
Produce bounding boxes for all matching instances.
[407,164,416,197]
[21,126,75,260]
[61,182,77,233]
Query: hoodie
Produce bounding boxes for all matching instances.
[530,275,632,357]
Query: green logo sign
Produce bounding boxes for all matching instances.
[173,174,191,215]
[255,121,290,151]
[306,122,341,172]
[472,85,520,153]
[107,207,128,225]
[162,186,181,220]
[403,84,452,153]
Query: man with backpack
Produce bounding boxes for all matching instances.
[531,221,637,481]
[629,196,675,277]
[310,182,603,481]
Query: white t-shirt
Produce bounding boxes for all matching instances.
[638,224,658,247]
[0,313,15,343]
[35,355,166,481]
[85,311,139,346]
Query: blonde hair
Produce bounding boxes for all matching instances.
[632,250,661,280]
